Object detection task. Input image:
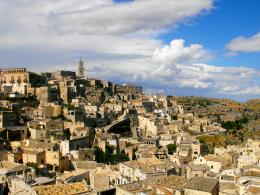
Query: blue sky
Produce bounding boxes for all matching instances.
[159,0,260,69]
[0,0,259,101]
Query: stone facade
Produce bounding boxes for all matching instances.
[0,68,46,89]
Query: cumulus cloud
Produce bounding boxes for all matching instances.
[226,32,260,52]
[1,0,259,100]
[148,40,260,96]
[84,40,260,99]
[152,39,212,65]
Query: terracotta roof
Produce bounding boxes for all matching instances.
[73,160,104,170]
[183,177,219,192]
[189,164,210,171]
[24,141,59,150]
[33,181,90,195]
[23,149,44,155]
[0,161,28,172]
[118,180,150,193]
[122,158,164,169]
[0,161,20,169]
[60,170,87,181]
[150,176,188,190]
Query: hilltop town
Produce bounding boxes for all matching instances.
[0,60,260,195]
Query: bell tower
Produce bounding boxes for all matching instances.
[77,57,85,78]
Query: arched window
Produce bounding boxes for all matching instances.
[17,76,21,84]
[10,76,15,83]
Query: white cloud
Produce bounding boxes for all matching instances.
[83,40,260,98]
[50,0,212,35]
[0,0,212,54]
[226,32,260,52]
[1,0,259,100]
[152,39,212,65]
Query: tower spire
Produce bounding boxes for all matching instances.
[77,57,85,78]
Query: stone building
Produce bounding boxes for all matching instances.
[52,70,76,80]
[119,158,177,185]
[32,106,54,120]
[22,149,45,165]
[60,136,90,156]
[115,84,142,96]
[186,164,210,178]
[0,68,46,88]
[0,111,17,128]
[36,86,59,104]
[89,171,110,191]
[63,107,85,122]
[0,161,29,179]
[85,89,105,105]
[22,141,67,170]
[117,176,188,195]
[138,114,167,136]
[59,81,76,103]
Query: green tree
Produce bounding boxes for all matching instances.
[221,116,249,134]
[94,146,129,164]
[114,152,130,163]
[94,147,105,163]
[199,139,214,155]
[167,143,177,155]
